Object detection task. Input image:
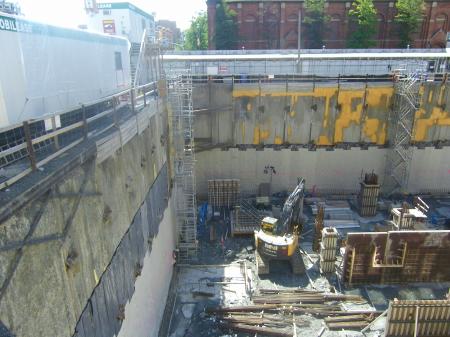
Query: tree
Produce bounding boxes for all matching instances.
[303,0,328,49]
[184,12,208,50]
[395,0,425,48]
[347,0,377,48]
[215,0,239,49]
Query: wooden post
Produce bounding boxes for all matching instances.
[51,116,60,150]
[23,121,37,170]
[112,97,118,127]
[130,88,136,115]
[82,105,88,140]
[413,305,420,337]
[349,248,356,286]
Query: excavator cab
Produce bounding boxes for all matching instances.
[260,217,278,234]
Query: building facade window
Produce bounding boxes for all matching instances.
[287,14,298,22]
[244,14,256,23]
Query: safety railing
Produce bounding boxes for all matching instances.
[0,81,158,190]
[187,72,447,85]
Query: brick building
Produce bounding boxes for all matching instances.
[207,0,450,49]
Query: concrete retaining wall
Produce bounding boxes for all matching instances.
[193,81,450,146]
[195,147,450,196]
[0,100,173,337]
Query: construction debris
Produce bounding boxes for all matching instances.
[252,289,365,305]
[219,322,293,337]
[207,288,377,337]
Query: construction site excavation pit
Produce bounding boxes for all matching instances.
[161,187,450,337]
[161,74,450,337]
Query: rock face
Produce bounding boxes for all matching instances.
[0,100,172,337]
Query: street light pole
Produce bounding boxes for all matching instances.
[297,10,302,74]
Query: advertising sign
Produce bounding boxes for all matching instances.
[103,20,116,34]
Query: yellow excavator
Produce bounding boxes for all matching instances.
[254,178,305,275]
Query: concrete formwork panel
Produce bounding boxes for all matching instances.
[342,231,450,285]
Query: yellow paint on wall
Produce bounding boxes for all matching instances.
[414,107,450,141]
[333,89,364,142]
[419,85,425,96]
[428,89,434,103]
[361,87,393,143]
[287,125,292,141]
[260,129,270,140]
[438,85,446,106]
[232,84,448,144]
[253,126,260,144]
[415,108,426,118]
[318,135,332,146]
[274,136,283,145]
[364,119,380,143]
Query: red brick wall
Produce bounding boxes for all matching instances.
[207,0,450,50]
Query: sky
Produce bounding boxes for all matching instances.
[16,0,206,30]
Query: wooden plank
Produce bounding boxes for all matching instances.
[220,322,292,337]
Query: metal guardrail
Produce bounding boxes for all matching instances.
[164,48,449,56]
[187,73,448,84]
[0,81,158,190]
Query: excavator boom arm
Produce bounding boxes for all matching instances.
[277,178,305,235]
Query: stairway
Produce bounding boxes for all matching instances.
[129,42,141,86]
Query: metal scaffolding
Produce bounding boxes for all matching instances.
[384,70,424,196]
[168,71,197,263]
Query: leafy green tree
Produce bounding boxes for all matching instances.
[184,12,208,50]
[395,0,425,48]
[347,0,377,48]
[303,0,328,49]
[215,0,239,49]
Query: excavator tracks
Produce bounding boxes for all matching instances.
[255,250,269,275]
[256,249,304,276]
[290,249,305,275]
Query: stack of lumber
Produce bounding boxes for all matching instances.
[325,313,376,330]
[252,288,365,305]
[207,288,374,336]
